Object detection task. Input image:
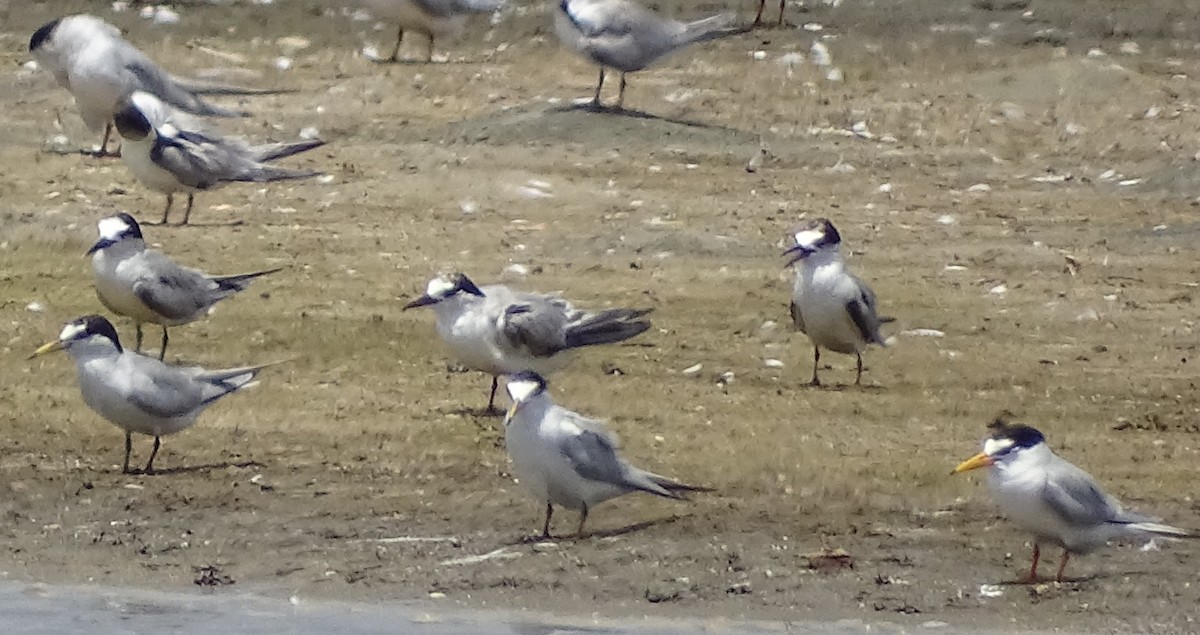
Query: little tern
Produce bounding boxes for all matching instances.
[30,315,278,474]
[554,0,747,109]
[783,218,888,386]
[955,416,1197,583]
[88,213,281,360]
[113,91,326,225]
[404,272,652,413]
[28,15,257,157]
[349,0,505,63]
[503,372,710,538]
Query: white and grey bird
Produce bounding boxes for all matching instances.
[112,91,326,225]
[28,14,268,157]
[783,218,889,386]
[403,272,652,413]
[955,416,1197,583]
[30,315,278,474]
[88,213,281,360]
[503,372,709,538]
[344,0,505,63]
[554,0,745,109]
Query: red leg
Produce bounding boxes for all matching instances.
[1021,543,1041,583]
[1055,550,1070,582]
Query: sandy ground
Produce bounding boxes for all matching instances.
[2,0,1200,632]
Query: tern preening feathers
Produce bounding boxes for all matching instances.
[29,15,257,157]
[112,91,326,225]
[955,416,1197,583]
[553,0,746,109]
[503,372,710,538]
[404,273,652,413]
[783,218,888,386]
[88,213,281,360]
[30,315,278,474]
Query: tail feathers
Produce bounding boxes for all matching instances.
[172,75,299,97]
[240,165,323,183]
[197,359,292,406]
[249,139,327,163]
[563,308,653,349]
[212,267,283,293]
[186,98,250,119]
[631,470,714,500]
[678,13,749,46]
[1127,522,1197,539]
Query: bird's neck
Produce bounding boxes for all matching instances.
[801,248,845,276]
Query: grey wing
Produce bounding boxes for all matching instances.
[1042,466,1123,528]
[846,275,884,344]
[414,0,501,17]
[150,135,227,189]
[559,425,629,488]
[124,357,207,419]
[132,255,219,321]
[499,300,569,358]
[120,51,205,112]
[789,299,807,334]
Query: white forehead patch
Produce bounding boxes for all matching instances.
[426,277,457,298]
[96,215,130,240]
[505,378,542,403]
[793,228,826,249]
[983,437,1014,456]
[59,322,87,341]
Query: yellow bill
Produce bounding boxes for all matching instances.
[953,452,994,474]
[28,340,65,360]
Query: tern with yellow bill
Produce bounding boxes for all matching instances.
[31,315,280,475]
[955,415,1196,583]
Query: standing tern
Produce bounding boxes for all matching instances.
[349,0,505,63]
[113,91,326,225]
[955,416,1197,583]
[554,0,747,109]
[28,14,264,157]
[88,213,281,360]
[503,372,710,538]
[30,315,279,474]
[403,272,652,413]
[783,218,889,386]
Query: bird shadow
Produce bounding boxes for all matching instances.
[143,220,246,228]
[993,573,1103,586]
[439,405,504,419]
[805,382,887,393]
[503,514,686,546]
[126,460,264,476]
[548,102,733,132]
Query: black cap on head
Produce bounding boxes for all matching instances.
[988,413,1045,449]
[112,100,152,141]
[114,212,143,240]
[455,273,485,297]
[29,18,60,52]
[73,314,123,352]
[810,218,842,248]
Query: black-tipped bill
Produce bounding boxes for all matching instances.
[403,295,438,310]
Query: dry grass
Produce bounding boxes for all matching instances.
[1,0,1200,629]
